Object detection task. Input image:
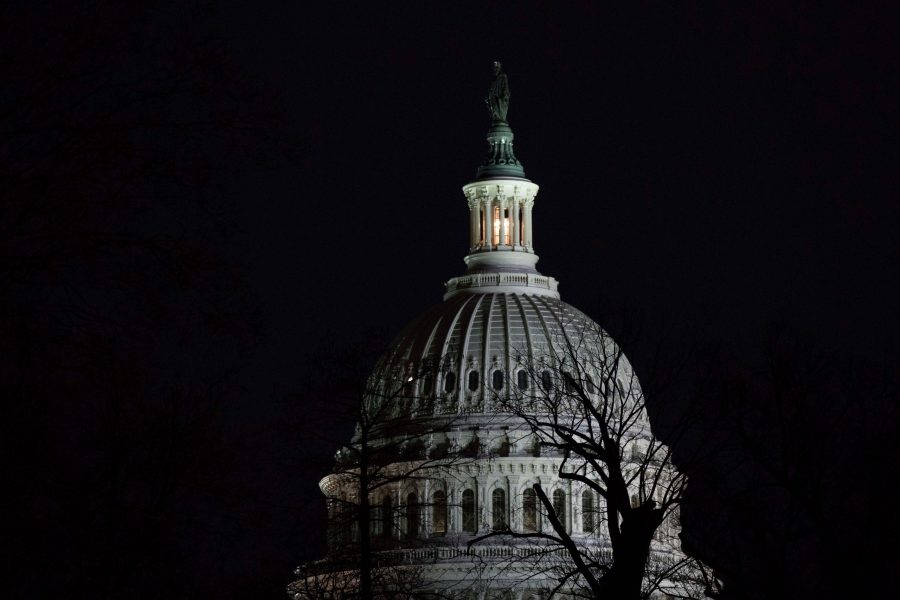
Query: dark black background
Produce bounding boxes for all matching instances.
[5,2,898,598]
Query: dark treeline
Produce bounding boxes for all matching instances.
[680,322,899,599]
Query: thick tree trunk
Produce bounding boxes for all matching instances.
[358,449,372,600]
[358,490,371,600]
[604,503,664,599]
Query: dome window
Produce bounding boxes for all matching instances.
[468,370,480,392]
[541,369,553,392]
[405,493,419,538]
[492,489,507,530]
[432,490,447,535]
[552,489,566,531]
[381,496,393,539]
[522,487,538,532]
[443,371,456,393]
[462,489,476,533]
[516,369,529,390]
[563,371,577,394]
[492,370,504,391]
[582,490,595,533]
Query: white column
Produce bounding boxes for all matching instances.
[499,197,507,246]
[469,201,480,249]
[505,477,513,530]
[488,197,497,248]
[512,197,520,247]
[449,488,457,532]
[525,201,534,249]
[540,479,551,534]
[509,480,519,530]
[478,479,488,531]
[483,197,492,249]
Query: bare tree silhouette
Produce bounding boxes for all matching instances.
[468,308,718,599]
[682,322,900,599]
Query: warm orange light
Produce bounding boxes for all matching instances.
[493,216,510,245]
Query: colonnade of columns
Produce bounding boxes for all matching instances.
[468,194,535,252]
[347,476,591,540]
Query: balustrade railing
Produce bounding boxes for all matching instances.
[445,272,559,293]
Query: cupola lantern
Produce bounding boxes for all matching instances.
[447,60,558,300]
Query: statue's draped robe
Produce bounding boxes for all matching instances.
[488,73,510,122]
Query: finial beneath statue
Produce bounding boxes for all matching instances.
[486,60,510,123]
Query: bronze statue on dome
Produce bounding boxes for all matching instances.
[486,60,510,123]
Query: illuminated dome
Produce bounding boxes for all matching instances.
[290,64,700,600]
[372,292,640,425]
[356,292,646,473]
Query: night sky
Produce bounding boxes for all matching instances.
[6,2,899,599]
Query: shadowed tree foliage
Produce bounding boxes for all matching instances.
[682,322,900,600]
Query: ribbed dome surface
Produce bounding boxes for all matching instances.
[373,292,634,419]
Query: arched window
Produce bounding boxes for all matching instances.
[468,370,480,392]
[419,373,434,414]
[582,490,595,533]
[516,369,529,390]
[462,489,476,533]
[552,489,566,530]
[432,490,447,535]
[405,493,419,538]
[443,371,456,393]
[492,370,504,391]
[522,487,538,532]
[492,489,507,530]
[563,371,577,394]
[541,369,553,392]
[381,496,393,539]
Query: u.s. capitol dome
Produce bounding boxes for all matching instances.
[289,64,706,600]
